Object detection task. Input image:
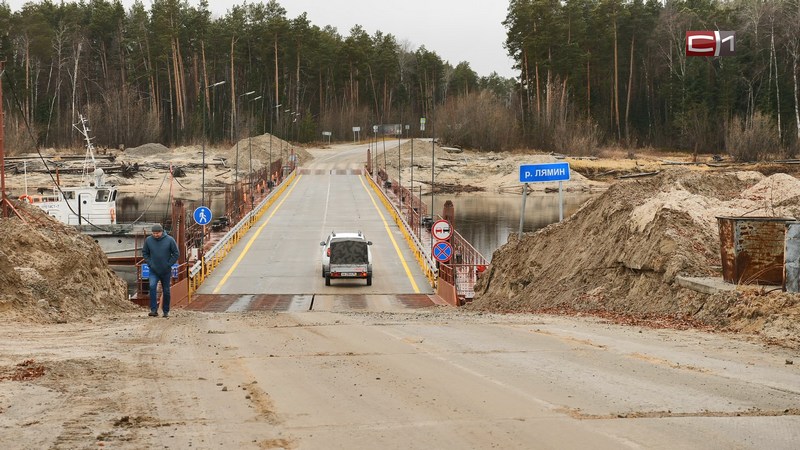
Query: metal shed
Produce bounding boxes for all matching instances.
[717,216,794,285]
[785,222,800,292]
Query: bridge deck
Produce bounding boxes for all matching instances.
[186,293,442,312]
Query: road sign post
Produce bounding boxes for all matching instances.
[519,183,528,240]
[518,162,571,239]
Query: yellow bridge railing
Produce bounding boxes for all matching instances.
[364,171,438,287]
[187,171,297,299]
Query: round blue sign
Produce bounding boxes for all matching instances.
[433,241,453,263]
[193,206,213,225]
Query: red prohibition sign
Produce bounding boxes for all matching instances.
[432,220,452,241]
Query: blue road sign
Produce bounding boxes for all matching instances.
[519,162,570,183]
[193,206,212,225]
[433,241,453,263]
[141,263,179,279]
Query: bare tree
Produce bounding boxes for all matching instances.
[785,0,800,148]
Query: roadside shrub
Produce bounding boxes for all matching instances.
[725,112,781,161]
[437,91,518,151]
[319,105,374,144]
[787,135,799,159]
[522,78,603,156]
[554,117,601,156]
[1,117,37,155]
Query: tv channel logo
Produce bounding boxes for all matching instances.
[686,31,736,56]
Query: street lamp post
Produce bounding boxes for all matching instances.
[382,129,387,174]
[200,80,225,255]
[431,96,436,233]
[269,103,282,186]
[234,90,256,219]
[0,61,7,218]
[202,80,226,208]
[291,112,300,169]
[248,95,262,208]
[398,125,402,210]
[373,125,379,177]
[410,131,414,216]
[283,109,290,178]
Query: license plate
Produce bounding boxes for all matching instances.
[340,272,357,277]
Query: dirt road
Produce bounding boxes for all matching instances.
[1,309,798,449]
[2,141,799,448]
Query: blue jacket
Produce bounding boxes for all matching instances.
[142,233,180,276]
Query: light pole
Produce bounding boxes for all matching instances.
[398,124,402,210]
[431,95,436,230]
[382,129,387,174]
[269,103,282,185]
[410,130,414,215]
[202,80,226,208]
[234,90,256,218]
[0,62,7,218]
[200,79,225,255]
[373,124,379,177]
[248,94,262,208]
[292,112,300,169]
[283,108,291,177]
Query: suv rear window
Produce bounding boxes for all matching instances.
[330,240,369,264]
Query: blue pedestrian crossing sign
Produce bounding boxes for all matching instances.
[433,241,453,263]
[193,206,212,225]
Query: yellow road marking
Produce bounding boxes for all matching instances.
[360,176,420,293]
[212,175,303,293]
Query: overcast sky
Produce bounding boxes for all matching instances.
[4,0,517,78]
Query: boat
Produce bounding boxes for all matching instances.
[21,167,118,226]
[18,114,155,263]
[19,114,118,226]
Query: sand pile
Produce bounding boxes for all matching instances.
[0,203,134,323]
[124,143,170,157]
[226,133,313,175]
[472,169,800,347]
[378,140,602,194]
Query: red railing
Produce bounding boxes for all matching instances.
[370,164,489,303]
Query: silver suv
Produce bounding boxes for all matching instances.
[320,231,373,286]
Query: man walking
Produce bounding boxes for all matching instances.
[142,223,180,318]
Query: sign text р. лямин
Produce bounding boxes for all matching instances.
[519,162,570,183]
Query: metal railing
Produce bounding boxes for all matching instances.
[364,170,438,286]
[369,166,489,302]
[187,170,296,297]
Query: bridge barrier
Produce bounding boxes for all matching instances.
[364,170,438,287]
[187,170,297,298]
[369,166,489,303]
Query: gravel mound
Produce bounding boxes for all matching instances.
[124,143,170,157]
[471,169,800,347]
[0,203,135,323]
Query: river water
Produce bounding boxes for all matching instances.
[117,191,597,264]
[424,193,596,261]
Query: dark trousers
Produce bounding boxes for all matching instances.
[149,271,172,314]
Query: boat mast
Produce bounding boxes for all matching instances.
[74,113,98,186]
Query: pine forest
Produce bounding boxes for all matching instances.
[0,0,799,161]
